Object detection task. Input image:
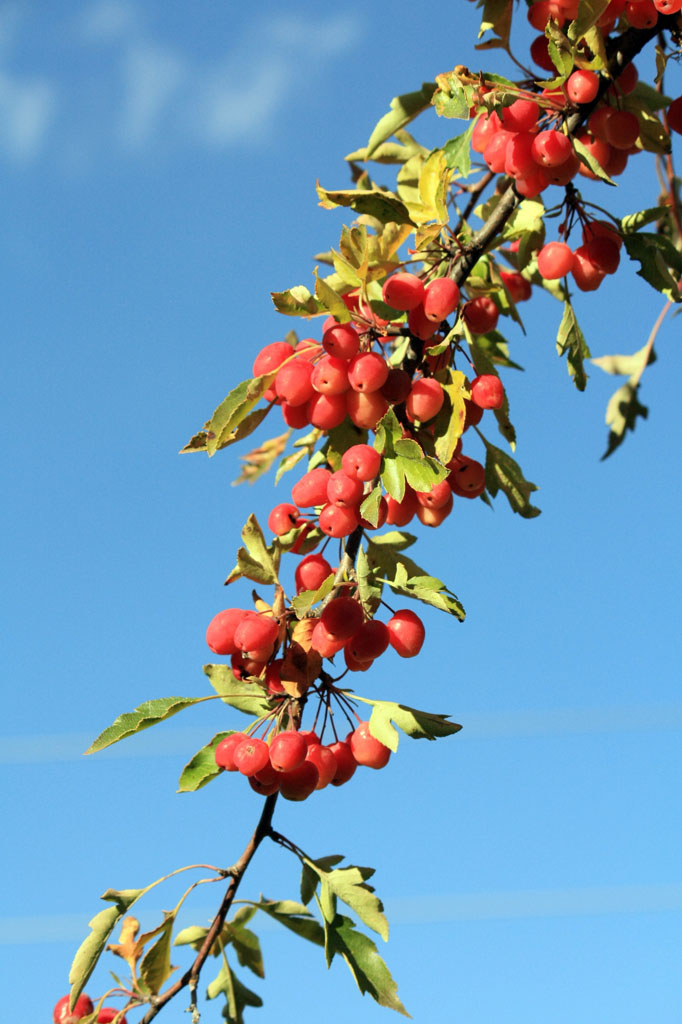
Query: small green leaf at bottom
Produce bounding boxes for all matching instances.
[325,914,409,1016]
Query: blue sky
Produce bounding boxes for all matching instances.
[3,2,681,1022]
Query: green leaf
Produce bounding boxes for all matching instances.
[482,439,541,518]
[303,859,387,940]
[291,573,336,618]
[592,343,656,378]
[620,207,669,234]
[476,0,512,42]
[443,121,476,177]
[356,697,462,752]
[433,368,468,464]
[177,731,232,793]
[365,538,465,620]
[207,954,263,1023]
[366,82,437,159]
[567,0,609,41]
[256,898,325,947]
[572,134,615,185]
[433,69,475,119]
[600,381,649,460]
[225,513,280,586]
[356,545,382,617]
[226,924,264,979]
[622,232,682,302]
[300,855,345,905]
[271,285,323,317]
[556,299,591,390]
[204,665,272,717]
[203,375,278,457]
[324,914,409,1016]
[317,184,414,226]
[138,913,176,997]
[359,484,383,529]
[375,407,448,500]
[314,271,352,321]
[86,697,205,754]
[69,889,143,1008]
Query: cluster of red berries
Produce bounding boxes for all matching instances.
[214,720,392,801]
[536,219,622,291]
[53,994,127,1024]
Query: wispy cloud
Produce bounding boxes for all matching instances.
[4,883,682,944]
[0,4,364,166]
[0,68,56,160]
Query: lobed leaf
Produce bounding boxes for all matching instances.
[355,697,462,752]
[622,232,682,303]
[204,664,272,717]
[366,82,437,158]
[556,299,591,391]
[601,381,649,460]
[225,513,280,586]
[482,439,541,518]
[138,913,176,997]
[255,898,325,947]
[69,890,143,1008]
[324,914,409,1016]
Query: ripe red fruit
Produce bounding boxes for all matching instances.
[407,302,438,341]
[405,378,444,422]
[471,374,505,410]
[566,70,599,105]
[346,389,389,430]
[305,743,337,789]
[319,502,359,538]
[279,760,319,800]
[385,487,418,526]
[382,271,425,311]
[233,612,278,652]
[585,235,620,275]
[206,608,248,655]
[448,456,486,498]
[274,358,314,406]
[249,775,280,796]
[500,270,531,304]
[97,1009,128,1023]
[327,470,364,508]
[604,110,639,149]
[265,660,286,693]
[423,277,460,322]
[531,130,573,168]
[572,244,606,291]
[499,97,540,133]
[53,995,95,1024]
[319,596,364,640]
[462,296,498,334]
[463,398,483,432]
[310,620,346,657]
[625,1,658,27]
[416,479,452,510]
[349,721,391,770]
[268,502,300,536]
[667,96,682,136]
[653,0,681,11]
[292,467,332,507]
[346,619,390,662]
[233,737,270,777]
[537,241,575,279]
[530,34,556,72]
[231,652,266,680]
[348,352,389,393]
[341,443,381,482]
[269,732,308,773]
[527,0,566,30]
[252,341,293,386]
[416,492,453,525]
[387,609,425,658]
[328,740,358,785]
[281,401,311,429]
[308,392,348,430]
[311,355,350,395]
[381,367,412,404]
[295,553,333,594]
[483,129,515,173]
[215,732,248,771]
[299,730,321,746]
[322,322,360,360]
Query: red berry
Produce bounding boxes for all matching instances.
[382,272,425,311]
[407,302,438,341]
[318,503,359,538]
[625,1,658,27]
[233,612,278,652]
[269,732,308,773]
[281,401,311,429]
[387,609,425,658]
[97,1009,128,1023]
[274,358,314,406]
[308,392,348,430]
[346,620,390,662]
[531,130,573,168]
[405,378,444,422]
[416,479,452,510]
[385,487,418,526]
[292,467,333,507]
[341,443,381,482]
[310,620,346,657]
[53,995,95,1024]
[470,374,505,410]
[537,241,574,280]
[381,367,412,404]
[279,760,319,800]
[295,553,333,594]
[348,352,389,393]
[349,721,391,769]
[233,737,270,777]
[500,270,532,304]
[499,97,540,133]
[604,110,639,150]
[206,608,248,656]
[416,493,453,525]
[667,96,682,136]
[320,595,364,639]
[322,322,360,360]
[265,660,286,693]
[566,70,599,105]
[448,456,486,498]
[215,732,248,771]
[346,390,389,430]
[268,502,300,536]
[311,356,350,395]
[328,740,357,785]
[305,744,337,789]
[423,277,461,322]
[462,296,498,334]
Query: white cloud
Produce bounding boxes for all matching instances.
[189,59,290,146]
[118,41,186,146]
[266,12,362,55]
[78,0,140,43]
[0,69,56,160]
